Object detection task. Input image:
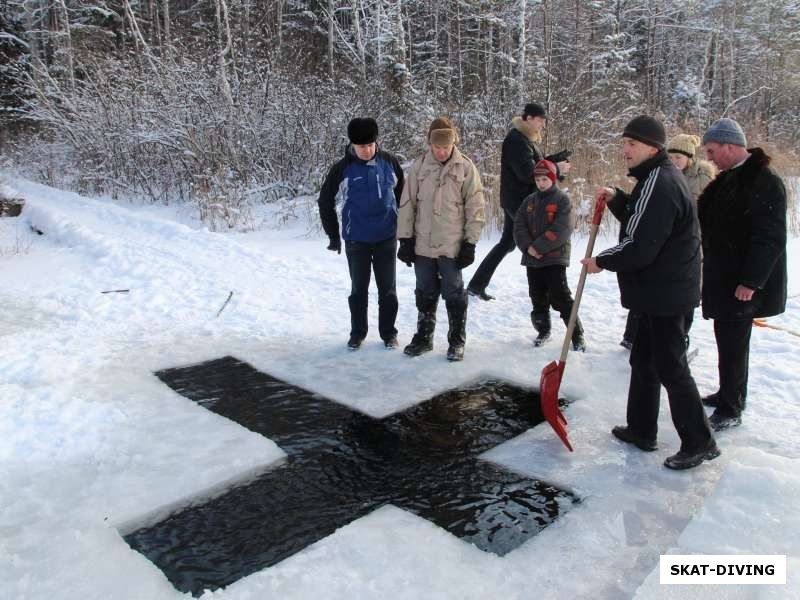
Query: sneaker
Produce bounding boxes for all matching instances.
[701,391,721,408]
[611,425,658,452]
[619,338,633,350]
[383,336,399,349]
[709,410,742,432]
[664,443,721,470]
[347,336,364,350]
[467,286,495,301]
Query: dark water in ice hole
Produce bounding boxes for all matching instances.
[124,356,576,596]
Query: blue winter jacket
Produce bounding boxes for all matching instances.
[318,146,405,243]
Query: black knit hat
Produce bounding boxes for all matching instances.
[347,117,378,144]
[522,102,547,119]
[622,115,666,149]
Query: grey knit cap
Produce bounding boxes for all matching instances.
[702,118,747,147]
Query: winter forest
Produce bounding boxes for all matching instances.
[1,0,799,229]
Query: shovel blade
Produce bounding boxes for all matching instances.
[539,360,573,451]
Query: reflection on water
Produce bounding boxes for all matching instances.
[124,356,575,596]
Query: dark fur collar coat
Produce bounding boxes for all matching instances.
[697,147,787,320]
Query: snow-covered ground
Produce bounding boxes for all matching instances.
[1,175,798,600]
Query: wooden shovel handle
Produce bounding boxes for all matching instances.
[558,198,606,364]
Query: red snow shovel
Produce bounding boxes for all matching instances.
[539,197,606,451]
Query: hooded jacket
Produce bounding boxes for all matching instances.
[684,158,716,203]
[499,117,544,213]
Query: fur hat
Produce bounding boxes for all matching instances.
[622,115,666,149]
[667,134,702,159]
[522,102,547,119]
[347,117,378,145]
[702,118,747,147]
[533,159,558,184]
[428,117,460,146]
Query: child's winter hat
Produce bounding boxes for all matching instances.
[428,117,460,146]
[534,159,558,184]
[347,117,379,145]
[667,134,702,159]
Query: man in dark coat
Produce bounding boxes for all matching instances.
[582,115,718,470]
[467,103,571,300]
[318,117,405,350]
[698,118,788,431]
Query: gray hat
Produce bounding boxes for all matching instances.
[702,118,747,147]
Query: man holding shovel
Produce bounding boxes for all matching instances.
[581,115,718,470]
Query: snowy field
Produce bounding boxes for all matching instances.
[1,175,798,600]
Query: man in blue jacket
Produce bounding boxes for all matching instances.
[582,115,718,470]
[318,118,405,349]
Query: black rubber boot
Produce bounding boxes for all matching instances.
[563,315,586,352]
[445,297,468,361]
[532,311,551,347]
[404,293,438,356]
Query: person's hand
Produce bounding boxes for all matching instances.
[456,241,476,269]
[527,246,542,259]
[557,161,572,175]
[327,236,341,254]
[580,257,603,274]
[397,238,416,266]
[594,186,615,204]
[735,285,755,301]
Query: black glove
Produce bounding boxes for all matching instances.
[456,241,475,269]
[327,235,341,254]
[545,149,572,164]
[397,238,416,266]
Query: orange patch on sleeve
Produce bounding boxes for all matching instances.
[545,231,558,241]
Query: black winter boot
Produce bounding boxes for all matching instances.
[445,297,468,361]
[404,293,438,356]
[531,311,551,347]
[564,315,586,352]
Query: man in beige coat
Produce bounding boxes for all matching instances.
[397,117,485,361]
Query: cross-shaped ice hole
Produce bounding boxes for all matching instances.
[124,356,576,596]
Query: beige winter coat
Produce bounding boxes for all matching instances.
[398,147,485,258]
[684,159,716,203]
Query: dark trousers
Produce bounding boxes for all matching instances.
[627,313,713,453]
[345,238,398,341]
[624,309,694,344]
[467,209,516,291]
[414,256,465,302]
[712,319,752,417]
[526,265,574,317]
